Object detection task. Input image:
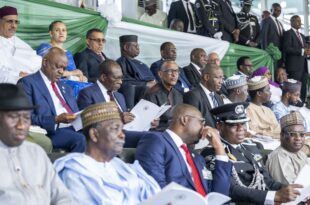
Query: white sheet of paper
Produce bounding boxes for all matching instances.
[71,110,84,131]
[282,164,310,205]
[139,182,230,205]
[123,99,171,131]
[251,137,280,151]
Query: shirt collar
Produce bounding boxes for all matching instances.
[200,83,212,95]
[97,80,108,93]
[166,129,184,148]
[292,27,299,33]
[191,62,202,73]
[40,70,52,85]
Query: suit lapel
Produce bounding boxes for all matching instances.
[190,64,201,82]
[291,29,304,48]
[87,48,102,63]
[163,132,196,189]
[93,83,107,103]
[57,81,75,112]
[33,72,56,115]
[198,86,212,110]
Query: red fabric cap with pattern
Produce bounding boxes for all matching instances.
[0,6,18,18]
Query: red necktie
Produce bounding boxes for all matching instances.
[181,144,206,196]
[51,82,73,114]
[296,30,304,48]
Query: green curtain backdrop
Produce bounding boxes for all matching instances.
[121,17,274,75]
[1,0,273,76]
[221,43,274,77]
[1,0,108,54]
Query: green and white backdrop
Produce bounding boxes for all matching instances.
[2,0,274,77]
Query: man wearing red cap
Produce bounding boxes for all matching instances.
[0,6,42,84]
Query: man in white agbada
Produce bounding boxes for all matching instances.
[0,83,73,205]
[54,102,160,205]
[0,6,41,84]
[139,0,167,27]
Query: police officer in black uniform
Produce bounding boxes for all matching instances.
[237,0,260,47]
[201,102,303,205]
[195,0,223,39]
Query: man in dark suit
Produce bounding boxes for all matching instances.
[168,0,198,33]
[260,3,284,50]
[217,0,240,42]
[77,59,134,123]
[201,102,303,205]
[144,60,183,131]
[150,42,191,93]
[184,64,224,127]
[18,47,86,152]
[74,28,108,83]
[283,15,310,102]
[183,48,207,87]
[136,104,232,195]
[117,35,156,108]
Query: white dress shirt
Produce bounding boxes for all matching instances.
[191,62,201,75]
[97,80,124,112]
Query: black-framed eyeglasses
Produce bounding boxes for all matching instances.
[285,131,305,138]
[1,19,20,25]
[88,38,106,43]
[162,69,180,75]
[184,115,206,125]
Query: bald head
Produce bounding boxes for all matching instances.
[42,47,68,82]
[170,104,201,123]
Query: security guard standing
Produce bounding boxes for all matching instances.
[201,102,303,205]
[237,0,260,47]
[195,0,223,39]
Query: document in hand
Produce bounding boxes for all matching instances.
[139,182,231,205]
[71,110,84,131]
[282,164,310,205]
[123,99,171,131]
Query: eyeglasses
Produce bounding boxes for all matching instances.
[161,69,180,75]
[1,19,20,25]
[184,115,206,125]
[88,38,106,43]
[286,131,305,138]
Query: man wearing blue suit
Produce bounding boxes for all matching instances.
[136,104,232,196]
[77,59,134,123]
[150,42,192,94]
[18,47,86,152]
